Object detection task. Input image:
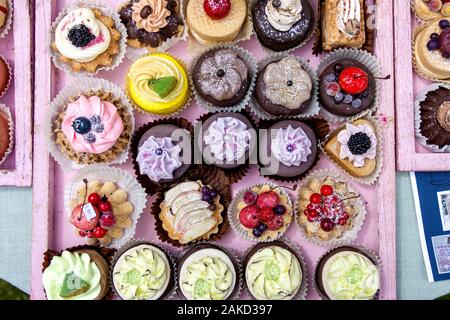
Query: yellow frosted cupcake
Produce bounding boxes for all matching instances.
[127,53,190,115]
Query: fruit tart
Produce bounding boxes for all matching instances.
[413,0,450,22]
[297,172,365,243]
[231,184,293,241]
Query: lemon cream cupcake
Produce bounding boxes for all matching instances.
[127,53,190,115]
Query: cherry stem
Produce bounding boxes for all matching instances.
[271,184,298,192]
[78,179,89,221]
[375,75,391,80]
[338,194,360,204]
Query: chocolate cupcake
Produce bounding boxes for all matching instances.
[244,241,306,300]
[319,58,376,117]
[200,112,256,170]
[193,47,251,108]
[315,246,380,300]
[252,0,314,52]
[131,118,193,194]
[417,84,450,149]
[259,120,318,179]
[255,56,315,117]
[177,243,240,300]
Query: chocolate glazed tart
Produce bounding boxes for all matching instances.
[176,243,240,300]
[252,0,314,52]
[314,246,380,300]
[419,86,450,148]
[244,241,306,300]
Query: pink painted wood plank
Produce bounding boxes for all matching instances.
[0,0,33,186]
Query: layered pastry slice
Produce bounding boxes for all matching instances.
[322,0,366,51]
[159,181,224,244]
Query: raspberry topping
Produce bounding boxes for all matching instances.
[203,0,231,19]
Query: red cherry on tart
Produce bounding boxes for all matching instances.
[98,197,112,213]
[70,204,100,231]
[256,191,280,208]
[243,191,257,205]
[99,213,116,230]
[93,226,107,239]
[310,193,322,204]
[239,205,260,229]
[88,193,101,206]
[320,185,333,196]
[338,67,369,95]
[204,0,231,19]
[320,218,335,232]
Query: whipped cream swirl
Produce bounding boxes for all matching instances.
[336,0,361,37]
[272,125,312,167]
[265,0,303,32]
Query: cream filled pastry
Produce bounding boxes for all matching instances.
[113,244,171,300]
[55,8,112,63]
[61,95,124,154]
[337,122,377,168]
[245,244,302,300]
[179,247,236,300]
[272,125,312,167]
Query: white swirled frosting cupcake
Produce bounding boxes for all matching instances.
[178,244,238,300]
[316,246,380,300]
[245,242,303,300]
[112,244,172,300]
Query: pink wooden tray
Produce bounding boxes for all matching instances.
[0,0,33,186]
[394,1,450,171]
[31,0,396,300]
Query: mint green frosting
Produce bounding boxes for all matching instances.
[246,246,302,300]
[113,245,170,300]
[42,251,101,300]
[322,251,380,300]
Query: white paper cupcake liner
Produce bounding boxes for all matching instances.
[0,0,12,39]
[414,82,450,152]
[242,239,308,300]
[0,104,13,167]
[47,77,135,171]
[319,115,383,185]
[313,243,382,300]
[64,165,147,249]
[228,182,294,243]
[49,0,128,76]
[125,52,193,118]
[317,49,381,123]
[294,169,367,247]
[183,0,254,55]
[175,242,243,300]
[250,0,318,55]
[191,44,258,113]
[110,239,178,300]
[249,53,320,121]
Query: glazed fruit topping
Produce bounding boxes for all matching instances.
[201,185,219,207]
[347,132,372,155]
[243,191,258,205]
[239,204,260,229]
[68,24,95,48]
[72,117,92,135]
[256,191,280,208]
[428,20,450,58]
[204,0,231,19]
[428,0,443,12]
[338,67,369,95]
[260,207,275,222]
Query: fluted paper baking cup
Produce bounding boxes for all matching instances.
[49,0,127,76]
[294,169,367,247]
[317,49,381,123]
[110,239,178,300]
[415,82,450,152]
[183,0,254,55]
[64,165,147,249]
[125,52,193,118]
[313,244,382,300]
[47,77,135,171]
[319,115,383,185]
[175,242,243,300]
[191,44,258,113]
[228,182,294,243]
[250,53,320,121]
[0,104,13,167]
[0,0,13,39]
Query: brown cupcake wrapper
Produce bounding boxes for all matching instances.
[313,243,382,300]
[312,0,375,56]
[42,245,117,300]
[294,169,367,247]
[242,239,308,300]
[191,44,258,113]
[151,168,232,247]
[249,53,320,121]
[125,52,194,117]
[175,242,243,300]
[415,82,450,152]
[130,117,195,195]
[110,239,178,300]
[0,55,12,99]
[0,104,13,167]
[0,0,13,39]
[195,110,258,184]
[228,182,295,243]
[256,117,330,183]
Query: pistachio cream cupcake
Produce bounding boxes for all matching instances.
[126,53,190,115]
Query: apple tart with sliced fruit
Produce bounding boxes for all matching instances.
[159,181,225,245]
[69,179,134,246]
[297,173,365,243]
